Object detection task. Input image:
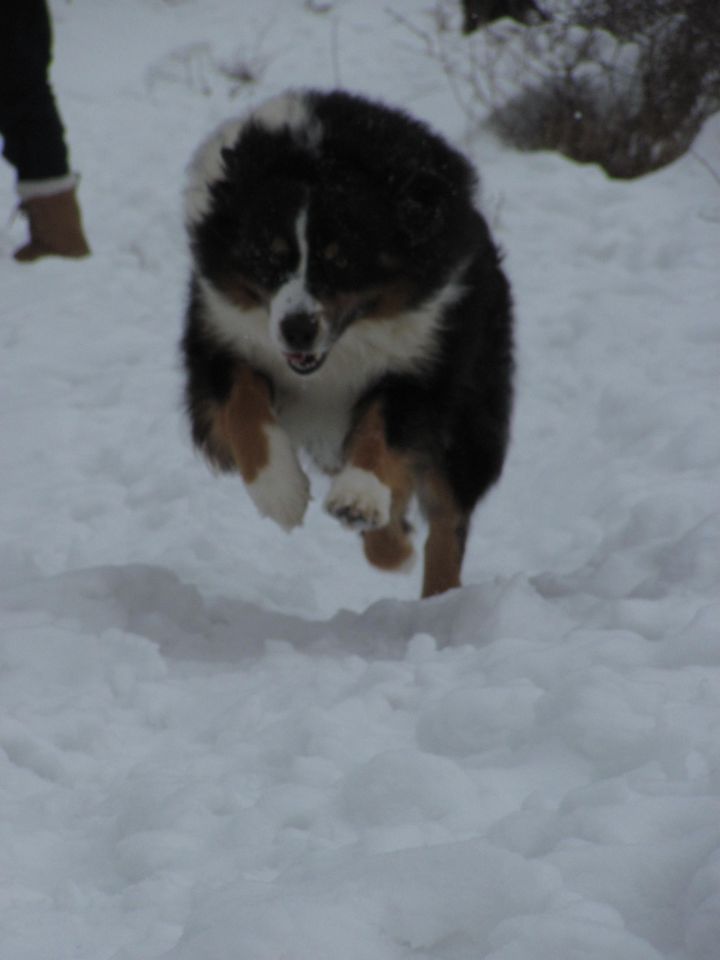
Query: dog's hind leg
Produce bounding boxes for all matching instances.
[418,472,469,598]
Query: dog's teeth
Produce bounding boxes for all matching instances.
[285,351,325,375]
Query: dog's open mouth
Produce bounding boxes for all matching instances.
[284,351,327,375]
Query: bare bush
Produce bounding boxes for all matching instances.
[145,38,269,99]
[460,0,547,33]
[420,0,720,178]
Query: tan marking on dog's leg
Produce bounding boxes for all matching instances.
[217,366,274,483]
[345,402,400,484]
[363,526,414,571]
[208,366,309,530]
[422,520,463,597]
[419,474,468,598]
[362,481,414,572]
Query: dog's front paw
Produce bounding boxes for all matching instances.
[324,467,391,531]
[247,425,310,531]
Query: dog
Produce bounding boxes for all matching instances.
[181,89,514,598]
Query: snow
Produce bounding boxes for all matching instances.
[1,1,719,958]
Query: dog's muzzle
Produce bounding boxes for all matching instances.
[279,311,328,375]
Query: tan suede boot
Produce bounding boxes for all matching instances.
[14,187,91,262]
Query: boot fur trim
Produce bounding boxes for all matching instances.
[17,174,80,201]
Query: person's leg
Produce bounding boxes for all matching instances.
[0,0,70,182]
[0,0,90,260]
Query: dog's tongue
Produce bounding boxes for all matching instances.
[285,351,325,375]
[287,352,315,367]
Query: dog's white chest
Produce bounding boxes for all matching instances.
[274,386,354,473]
[199,278,463,473]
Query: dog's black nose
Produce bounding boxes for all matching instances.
[280,311,319,352]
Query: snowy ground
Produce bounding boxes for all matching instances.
[2,1,720,958]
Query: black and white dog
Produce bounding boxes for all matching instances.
[182,89,513,597]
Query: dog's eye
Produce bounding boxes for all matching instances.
[323,243,348,269]
[270,236,289,257]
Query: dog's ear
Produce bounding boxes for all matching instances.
[396,170,451,245]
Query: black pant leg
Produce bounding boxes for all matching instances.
[0,0,70,181]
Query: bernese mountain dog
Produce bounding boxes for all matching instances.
[182,89,514,598]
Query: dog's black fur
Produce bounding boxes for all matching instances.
[181,89,514,597]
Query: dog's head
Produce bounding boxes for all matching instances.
[185,91,476,376]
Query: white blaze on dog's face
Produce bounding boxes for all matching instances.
[268,208,330,376]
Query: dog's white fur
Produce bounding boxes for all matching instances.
[325,466,392,531]
[268,208,326,352]
[184,91,317,225]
